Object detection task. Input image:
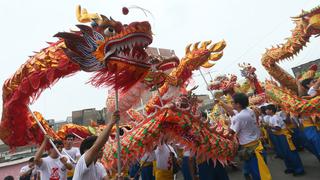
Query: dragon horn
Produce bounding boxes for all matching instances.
[100,15,110,21]
[185,44,192,54]
[76,5,101,23]
[209,40,226,52]
[192,42,201,51]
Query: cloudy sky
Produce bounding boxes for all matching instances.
[0,0,319,121]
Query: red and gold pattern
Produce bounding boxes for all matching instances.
[145,40,226,114]
[0,41,78,146]
[0,5,153,147]
[1,4,239,172]
[265,81,320,117]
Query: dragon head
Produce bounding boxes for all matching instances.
[293,6,320,36]
[208,74,237,95]
[55,5,153,91]
[182,40,226,69]
[239,63,257,81]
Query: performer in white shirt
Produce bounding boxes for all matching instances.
[218,93,271,180]
[154,136,177,180]
[266,104,305,176]
[140,151,156,180]
[72,111,119,180]
[62,134,81,180]
[34,137,73,180]
[19,157,37,180]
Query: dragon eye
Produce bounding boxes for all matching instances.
[104,27,116,37]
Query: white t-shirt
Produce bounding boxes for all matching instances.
[72,153,107,180]
[155,144,177,170]
[141,151,156,162]
[263,115,271,125]
[20,165,36,177]
[308,86,317,96]
[269,114,286,132]
[276,111,287,121]
[62,147,80,165]
[37,156,69,180]
[230,108,260,145]
[183,150,191,157]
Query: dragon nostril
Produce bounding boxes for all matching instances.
[141,22,151,31]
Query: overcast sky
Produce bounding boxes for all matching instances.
[1,0,319,121]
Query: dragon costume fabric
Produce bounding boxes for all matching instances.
[262,6,320,116]
[0,5,238,170]
[0,5,153,147]
[207,63,265,106]
[261,6,320,93]
[100,40,239,168]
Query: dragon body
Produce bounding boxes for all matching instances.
[0,6,153,147]
[265,81,320,117]
[207,63,265,106]
[0,5,238,171]
[261,6,320,93]
[262,6,320,116]
[100,40,238,169]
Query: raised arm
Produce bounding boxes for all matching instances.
[84,111,119,166]
[34,136,49,166]
[313,77,320,90]
[19,167,34,178]
[217,100,235,116]
[296,79,305,97]
[60,156,73,170]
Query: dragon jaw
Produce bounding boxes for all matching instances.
[101,22,153,68]
[56,21,153,71]
[55,7,153,91]
[294,6,320,35]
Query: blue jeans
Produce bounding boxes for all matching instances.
[276,134,304,173]
[269,132,284,158]
[303,126,320,159]
[141,164,155,180]
[243,150,268,180]
[129,162,140,180]
[291,128,304,149]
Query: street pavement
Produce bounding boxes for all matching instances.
[228,150,320,180]
[175,150,320,179]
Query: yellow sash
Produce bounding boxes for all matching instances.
[67,169,74,177]
[272,129,296,151]
[286,123,296,130]
[140,161,153,167]
[302,117,316,128]
[153,161,157,176]
[155,169,174,180]
[243,141,272,180]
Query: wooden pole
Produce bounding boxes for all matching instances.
[27,106,76,164]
